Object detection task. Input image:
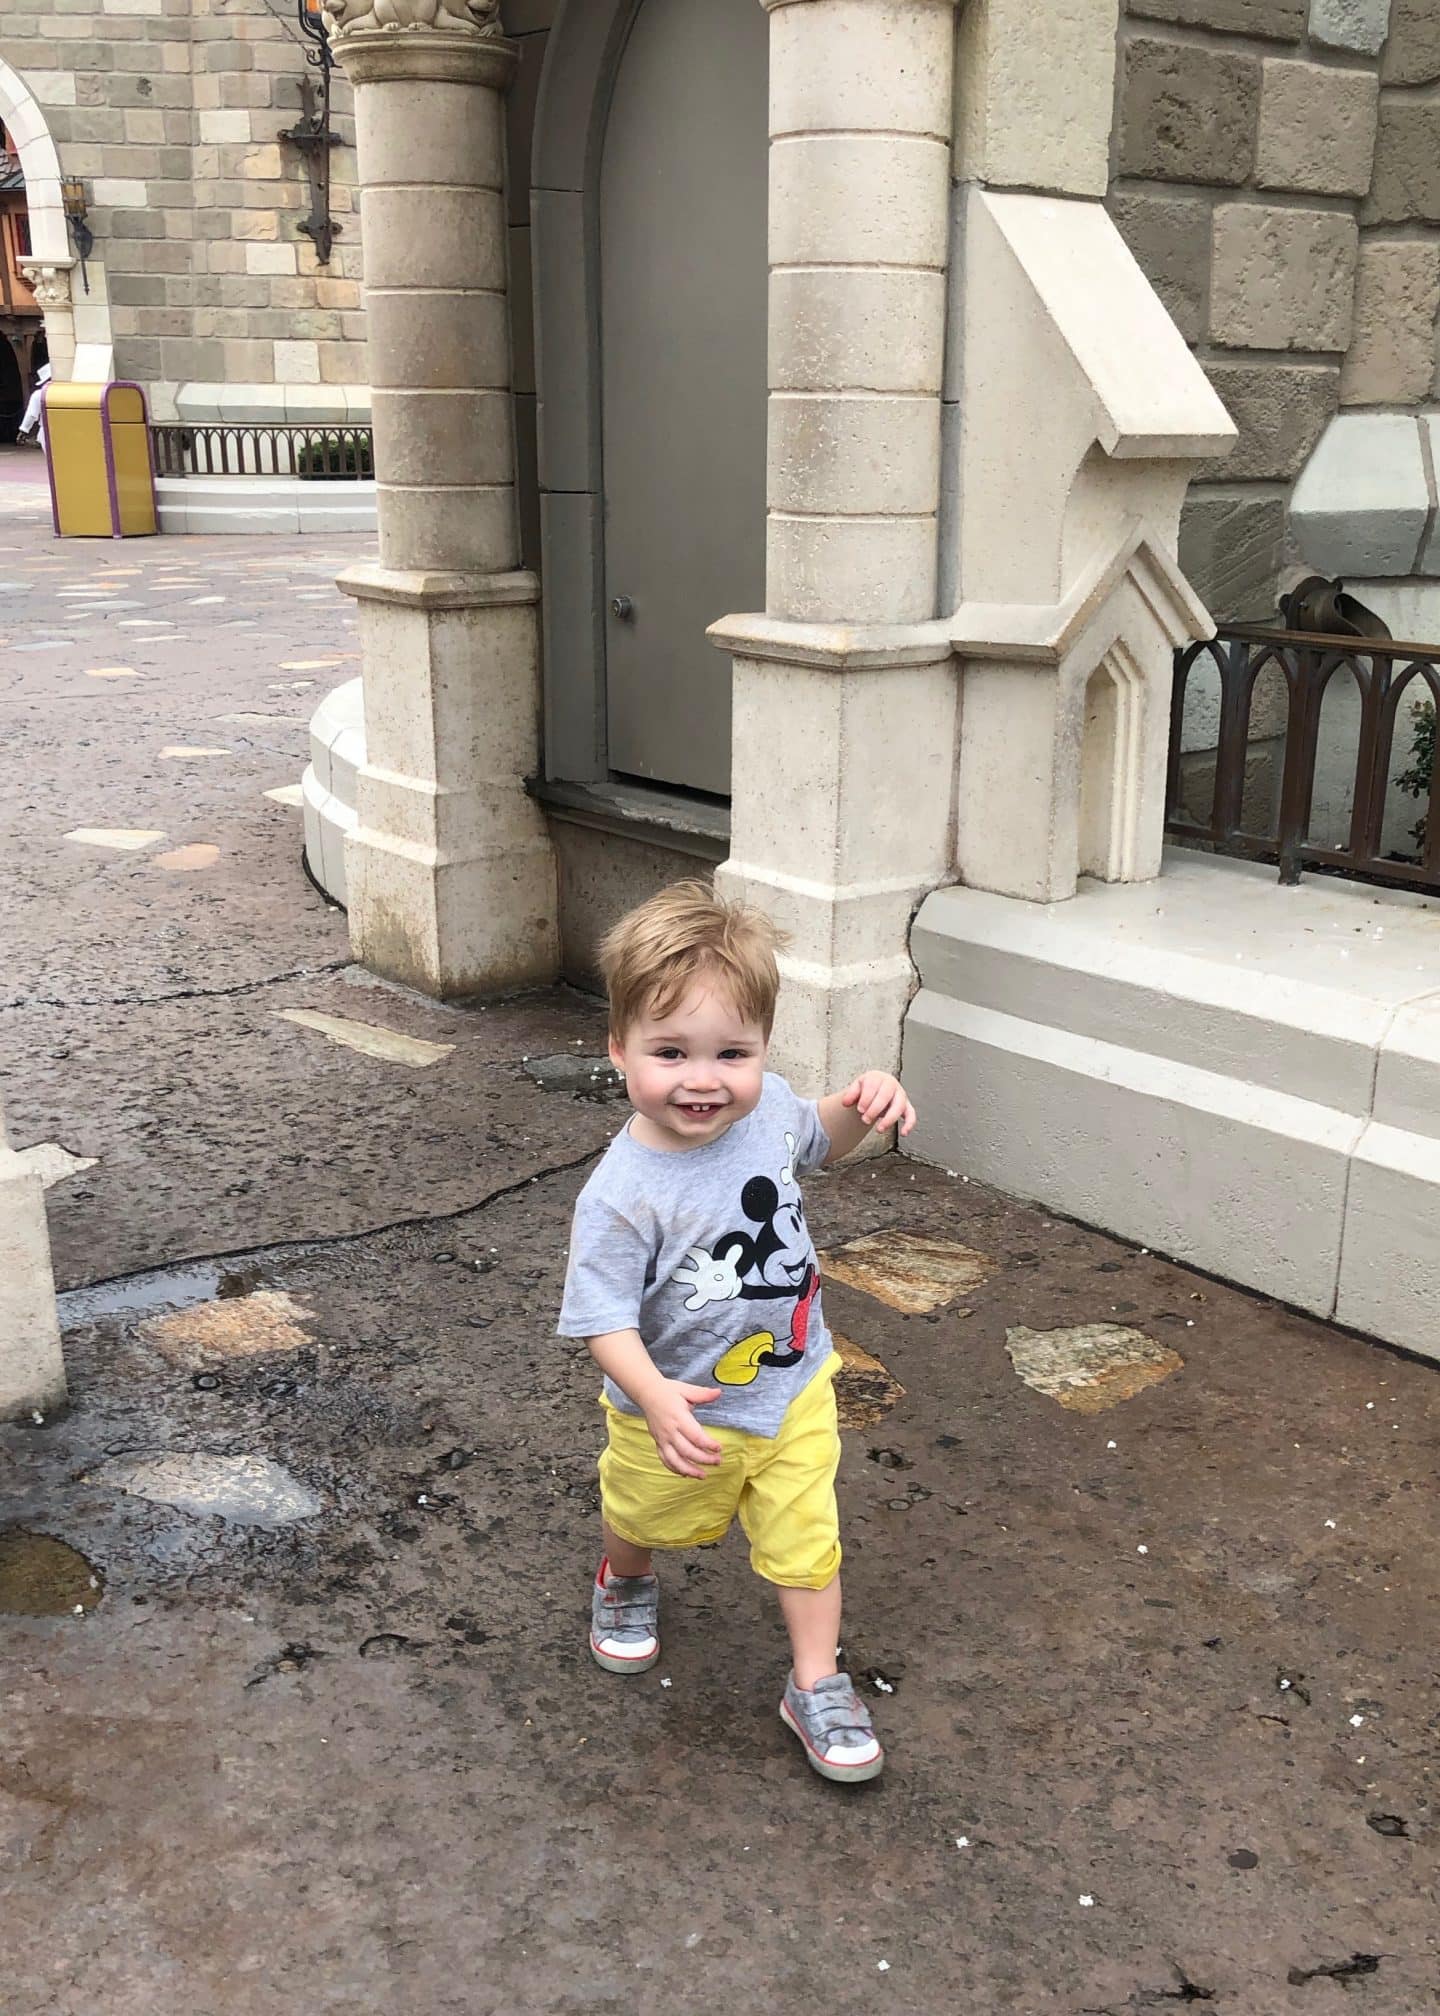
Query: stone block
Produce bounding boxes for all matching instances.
[769,132,951,269]
[245,240,296,276]
[93,177,149,208]
[1119,37,1260,188]
[1129,0,1303,35]
[274,338,320,383]
[1210,204,1357,351]
[951,0,1121,195]
[1363,95,1440,225]
[1340,238,1440,406]
[1289,412,1429,576]
[237,145,283,181]
[1256,59,1378,196]
[1108,190,1211,345]
[767,392,940,517]
[1381,0,1440,83]
[1179,488,1286,621]
[774,0,955,141]
[1198,362,1339,481]
[1310,0,1392,53]
[770,264,946,393]
[197,108,251,144]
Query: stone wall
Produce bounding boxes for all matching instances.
[1109,0,1440,619]
[0,0,366,417]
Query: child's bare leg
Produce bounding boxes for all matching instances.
[602,1520,652,1579]
[776,1573,843,1690]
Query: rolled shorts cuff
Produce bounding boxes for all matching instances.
[747,1538,843,1591]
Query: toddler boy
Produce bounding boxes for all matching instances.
[558,880,916,1783]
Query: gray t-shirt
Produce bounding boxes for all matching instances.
[558,1073,834,1439]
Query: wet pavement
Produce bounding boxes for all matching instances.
[3,477,1439,2013]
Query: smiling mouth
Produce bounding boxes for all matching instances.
[675,1102,724,1117]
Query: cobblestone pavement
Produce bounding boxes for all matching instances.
[2,478,1439,2015]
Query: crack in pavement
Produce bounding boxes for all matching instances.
[1,957,354,1014]
[56,1143,607,1305]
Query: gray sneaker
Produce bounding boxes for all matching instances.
[780,1671,884,1782]
[590,1558,660,1675]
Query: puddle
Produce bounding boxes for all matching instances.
[1004,1323,1184,1414]
[821,1231,992,1314]
[0,1531,104,1616]
[91,1451,322,1528]
[59,1260,229,1328]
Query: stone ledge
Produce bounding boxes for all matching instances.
[903,851,1440,1356]
[335,562,539,610]
[174,382,372,424]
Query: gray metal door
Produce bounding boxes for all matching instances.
[598,0,769,798]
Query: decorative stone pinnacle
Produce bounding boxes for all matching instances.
[322,0,501,36]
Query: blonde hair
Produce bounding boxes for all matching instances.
[599,879,785,1039]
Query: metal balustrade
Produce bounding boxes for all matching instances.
[1167,623,1440,894]
[149,422,373,481]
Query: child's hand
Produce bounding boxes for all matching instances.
[644,1379,724,1479]
[840,1070,917,1137]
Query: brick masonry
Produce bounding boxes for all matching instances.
[1108,0,1440,620]
[0,0,367,415]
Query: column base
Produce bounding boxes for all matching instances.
[338,563,559,997]
[0,1154,68,1422]
[710,625,958,1101]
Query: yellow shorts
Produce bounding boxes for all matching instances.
[598,1357,842,1590]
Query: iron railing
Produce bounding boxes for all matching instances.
[149,422,373,481]
[1167,625,1440,893]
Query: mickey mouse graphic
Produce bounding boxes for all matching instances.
[670,1132,822,1386]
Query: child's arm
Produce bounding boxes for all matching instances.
[818,1071,917,1166]
[586,1328,723,1479]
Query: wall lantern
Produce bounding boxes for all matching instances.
[277,0,343,266]
[61,176,93,292]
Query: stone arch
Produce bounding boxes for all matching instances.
[0,55,112,382]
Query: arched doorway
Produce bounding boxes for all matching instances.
[532,0,769,800]
[0,60,114,387]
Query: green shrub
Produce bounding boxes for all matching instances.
[295,430,373,481]
[1396,695,1436,851]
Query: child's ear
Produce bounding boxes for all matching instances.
[607,1034,625,1073]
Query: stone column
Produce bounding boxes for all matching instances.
[0,1096,67,1423]
[712,0,959,1096]
[326,0,557,996]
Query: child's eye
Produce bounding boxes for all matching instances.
[720,1049,748,1060]
[656,1047,682,1061]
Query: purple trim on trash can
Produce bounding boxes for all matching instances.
[41,383,60,538]
[100,381,156,539]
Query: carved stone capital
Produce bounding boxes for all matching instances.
[18,261,75,311]
[323,0,500,32]
[327,1,517,87]
[325,0,520,85]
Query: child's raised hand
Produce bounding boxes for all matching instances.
[841,1070,917,1137]
[643,1379,724,1479]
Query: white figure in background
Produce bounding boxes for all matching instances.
[17,362,50,449]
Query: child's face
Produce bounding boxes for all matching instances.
[609,981,768,1151]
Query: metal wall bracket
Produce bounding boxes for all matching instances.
[278,71,343,266]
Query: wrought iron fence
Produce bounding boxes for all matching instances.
[149,422,373,481]
[1166,624,1440,894]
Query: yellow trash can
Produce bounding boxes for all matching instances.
[44,381,158,538]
